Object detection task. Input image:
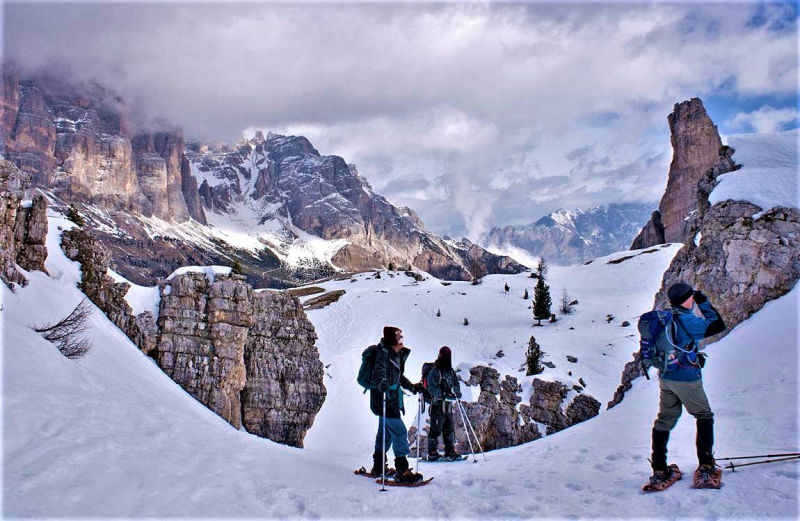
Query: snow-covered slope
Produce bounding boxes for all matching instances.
[4,213,797,517]
[713,129,799,214]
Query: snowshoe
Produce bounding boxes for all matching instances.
[396,469,425,484]
[375,476,434,487]
[426,451,442,462]
[692,464,722,489]
[354,466,395,479]
[642,464,682,492]
[444,452,466,461]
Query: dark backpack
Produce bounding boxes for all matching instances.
[638,310,696,378]
[421,362,440,403]
[357,345,380,392]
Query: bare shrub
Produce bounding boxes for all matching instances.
[33,300,93,359]
[560,288,574,315]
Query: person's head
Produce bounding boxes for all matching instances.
[437,345,452,370]
[382,326,404,349]
[668,282,695,309]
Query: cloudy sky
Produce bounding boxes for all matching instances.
[4,1,798,238]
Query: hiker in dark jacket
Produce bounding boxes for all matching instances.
[649,282,727,487]
[426,346,462,461]
[370,326,424,483]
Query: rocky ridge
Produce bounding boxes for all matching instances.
[411,365,600,456]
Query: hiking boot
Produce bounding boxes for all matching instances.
[648,466,675,487]
[427,451,442,461]
[444,450,461,460]
[396,469,424,483]
[371,451,393,476]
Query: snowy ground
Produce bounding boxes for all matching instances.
[2,211,798,519]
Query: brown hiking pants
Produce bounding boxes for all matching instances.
[653,378,714,432]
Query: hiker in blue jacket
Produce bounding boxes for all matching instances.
[370,326,424,483]
[649,282,726,486]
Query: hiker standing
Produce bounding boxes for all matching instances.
[370,326,424,483]
[648,282,727,489]
[425,346,462,461]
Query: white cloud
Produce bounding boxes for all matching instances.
[729,105,799,133]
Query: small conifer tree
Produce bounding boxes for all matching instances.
[523,288,529,300]
[526,336,545,376]
[231,259,244,275]
[533,258,552,325]
[436,309,441,317]
[504,282,510,293]
[560,288,573,315]
[463,317,469,326]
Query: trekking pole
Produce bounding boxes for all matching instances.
[725,455,800,472]
[457,399,487,461]
[415,393,422,474]
[380,392,387,492]
[717,452,800,461]
[450,398,477,463]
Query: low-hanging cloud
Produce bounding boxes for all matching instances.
[4,2,797,238]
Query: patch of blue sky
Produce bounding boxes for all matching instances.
[704,91,799,134]
[746,1,798,33]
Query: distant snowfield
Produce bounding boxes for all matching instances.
[3,211,797,518]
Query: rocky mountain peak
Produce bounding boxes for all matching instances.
[632,98,737,249]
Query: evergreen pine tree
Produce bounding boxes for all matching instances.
[504,282,510,293]
[231,259,244,275]
[436,309,441,317]
[525,336,545,376]
[532,258,551,325]
[463,317,469,326]
[523,288,529,300]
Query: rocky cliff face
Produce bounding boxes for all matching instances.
[485,203,653,265]
[155,272,252,428]
[242,291,326,447]
[0,158,48,288]
[1,72,196,222]
[632,98,738,249]
[412,365,600,456]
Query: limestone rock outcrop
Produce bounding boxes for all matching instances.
[412,366,600,456]
[1,158,31,288]
[632,98,738,249]
[155,273,252,428]
[13,193,48,273]
[241,291,326,447]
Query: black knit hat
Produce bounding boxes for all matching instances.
[668,282,694,307]
[437,346,452,370]
[382,326,399,346]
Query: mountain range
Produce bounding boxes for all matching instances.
[0,72,523,287]
[483,203,654,266]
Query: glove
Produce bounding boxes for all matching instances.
[693,290,708,304]
[377,379,389,393]
[412,382,424,394]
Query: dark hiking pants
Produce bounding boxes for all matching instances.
[428,401,456,454]
[653,378,714,431]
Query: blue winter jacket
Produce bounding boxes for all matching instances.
[661,300,723,382]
